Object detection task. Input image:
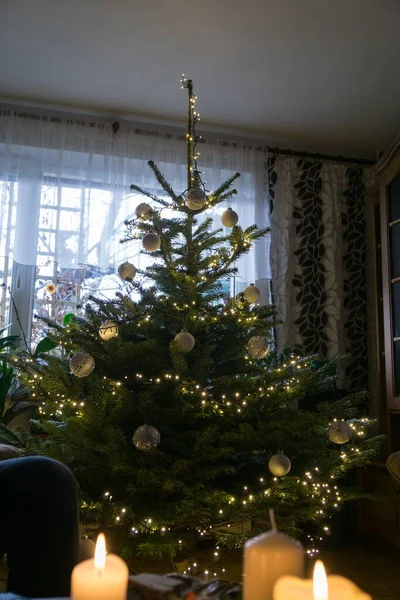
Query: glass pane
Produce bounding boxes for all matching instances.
[37,231,55,254]
[39,207,57,230]
[41,185,58,207]
[57,232,79,267]
[61,187,82,209]
[390,223,400,279]
[388,172,400,222]
[393,282,400,338]
[60,210,79,230]
[394,341,400,396]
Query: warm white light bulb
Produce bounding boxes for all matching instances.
[313,560,328,600]
[94,533,106,570]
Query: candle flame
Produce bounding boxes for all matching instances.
[313,560,328,600]
[94,533,106,570]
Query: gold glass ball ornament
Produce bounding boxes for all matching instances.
[142,232,161,252]
[243,283,261,303]
[46,282,57,294]
[69,352,95,378]
[221,207,239,228]
[185,188,207,211]
[174,330,195,353]
[132,425,161,452]
[268,451,291,477]
[328,420,351,444]
[135,202,152,219]
[247,336,269,359]
[99,320,119,341]
[118,261,136,282]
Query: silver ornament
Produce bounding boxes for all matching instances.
[247,336,269,359]
[118,261,137,282]
[70,352,95,378]
[268,451,291,477]
[142,232,161,252]
[132,425,161,451]
[174,331,195,353]
[135,202,152,218]
[221,207,239,228]
[243,283,261,303]
[185,189,207,211]
[99,320,119,341]
[328,420,351,444]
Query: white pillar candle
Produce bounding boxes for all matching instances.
[71,533,129,600]
[273,559,372,600]
[243,510,304,600]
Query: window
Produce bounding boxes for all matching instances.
[0,115,270,348]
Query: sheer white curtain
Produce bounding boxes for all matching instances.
[0,112,270,346]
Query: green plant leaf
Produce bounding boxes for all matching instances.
[34,337,59,356]
[63,313,75,326]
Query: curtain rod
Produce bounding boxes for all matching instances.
[0,106,376,167]
[268,146,376,166]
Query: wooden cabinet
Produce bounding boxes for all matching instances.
[374,136,400,451]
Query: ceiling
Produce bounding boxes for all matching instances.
[1,0,399,157]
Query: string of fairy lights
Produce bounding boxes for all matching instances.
[10,75,376,576]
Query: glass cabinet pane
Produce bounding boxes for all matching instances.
[394,341,400,396]
[388,172,400,222]
[393,282,400,338]
[390,223,400,279]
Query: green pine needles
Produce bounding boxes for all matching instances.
[11,78,382,571]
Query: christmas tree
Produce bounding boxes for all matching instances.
[9,77,381,570]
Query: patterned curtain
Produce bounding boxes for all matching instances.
[268,153,374,390]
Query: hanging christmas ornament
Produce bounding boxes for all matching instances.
[174,330,195,353]
[243,283,261,303]
[46,282,57,294]
[328,420,351,444]
[118,261,137,282]
[99,320,119,341]
[247,336,269,359]
[132,425,161,451]
[185,188,207,211]
[69,352,95,378]
[135,202,152,219]
[221,207,239,228]
[268,451,291,477]
[142,232,161,252]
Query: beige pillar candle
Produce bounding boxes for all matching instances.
[243,509,304,600]
[71,533,129,600]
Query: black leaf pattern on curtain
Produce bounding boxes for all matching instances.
[292,159,328,356]
[343,167,368,389]
[267,155,277,214]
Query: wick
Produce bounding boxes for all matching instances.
[269,508,277,532]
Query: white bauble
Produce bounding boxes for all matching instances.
[221,207,239,228]
[70,352,95,378]
[243,283,261,303]
[99,320,119,341]
[142,232,161,252]
[135,202,152,219]
[247,336,269,359]
[132,425,161,452]
[175,331,195,353]
[118,261,137,282]
[328,421,351,444]
[268,451,292,477]
[185,188,207,211]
